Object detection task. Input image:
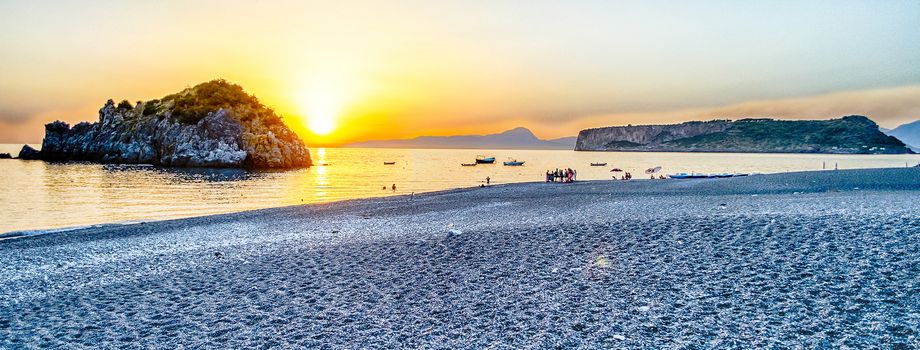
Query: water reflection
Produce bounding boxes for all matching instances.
[1,147,918,233]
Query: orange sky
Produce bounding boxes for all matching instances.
[1,1,919,146]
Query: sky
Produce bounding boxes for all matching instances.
[1,0,919,145]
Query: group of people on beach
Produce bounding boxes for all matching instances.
[546,168,577,183]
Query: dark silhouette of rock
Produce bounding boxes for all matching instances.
[0,153,11,159]
[18,145,41,160]
[32,80,312,168]
[576,116,913,154]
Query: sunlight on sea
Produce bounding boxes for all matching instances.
[1,144,917,233]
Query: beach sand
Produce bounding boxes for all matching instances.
[1,168,918,348]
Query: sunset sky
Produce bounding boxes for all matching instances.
[1,0,919,146]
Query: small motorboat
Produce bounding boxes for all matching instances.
[383,161,396,165]
[590,162,607,166]
[475,155,496,164]
[503,160,525,166]
[610,168,623,172]
[461,163,477,167]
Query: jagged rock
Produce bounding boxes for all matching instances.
[576,116,914,154]
[0,153,11,159]
[18,145,41,160]
[32,80,312,168]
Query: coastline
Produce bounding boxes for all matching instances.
[1,168,918,347]
[2,165,917,239]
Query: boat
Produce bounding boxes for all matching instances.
[475,155,496,164]
[610,168,623,172]
[503,160,525,166]
[461,163,477,166]
[383,161,396,165]
[590,162,607,166]
[668,173,708,179]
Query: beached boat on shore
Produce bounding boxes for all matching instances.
[503,160,525,166]
[590,162,607,166]
[668,173,708,179]
[461,163,477,166]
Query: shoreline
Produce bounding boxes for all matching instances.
[1,167,918,348]
[2,166,918,240]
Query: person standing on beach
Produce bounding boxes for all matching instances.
[486,176,490,185]
[392,184,396,191]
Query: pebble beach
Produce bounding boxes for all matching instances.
[1,168,918,348]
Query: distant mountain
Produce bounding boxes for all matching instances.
[576,116,913,154]
[884,119,920,149]
[348,127,575,150]
[545,136,578,149]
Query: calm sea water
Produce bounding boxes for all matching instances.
[1,143,918,233]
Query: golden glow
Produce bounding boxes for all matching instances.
[299,89,342,136]
[296,71,358,137]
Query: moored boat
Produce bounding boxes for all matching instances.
[461,163,477,166]
[590,162,607,166]
[383,161,396,165]
[475,155,496,164]
[503,160,525,166]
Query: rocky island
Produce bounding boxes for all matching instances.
[575,116,913,154]
[18,80,311,168]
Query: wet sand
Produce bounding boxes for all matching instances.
[1,168,918,348]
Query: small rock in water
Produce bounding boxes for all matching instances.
[17,145,41,160]
[214,252,223,259]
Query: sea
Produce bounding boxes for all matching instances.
[1,143,918,234]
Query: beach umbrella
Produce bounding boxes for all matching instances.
[645,166,662,174]
[610,168,623,172]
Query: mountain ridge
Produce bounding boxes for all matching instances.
[883,119,920,150]
[348,127,576,150]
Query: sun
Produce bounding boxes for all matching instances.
[308,112,336,135]
[298,80,348,136]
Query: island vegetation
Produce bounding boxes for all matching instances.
[576,116,913,154]
[20,80,311,168]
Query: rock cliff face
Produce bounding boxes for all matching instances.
[24,80,311,168]
[576,116,913,154]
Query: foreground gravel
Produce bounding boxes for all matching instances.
[1,168,918,349]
